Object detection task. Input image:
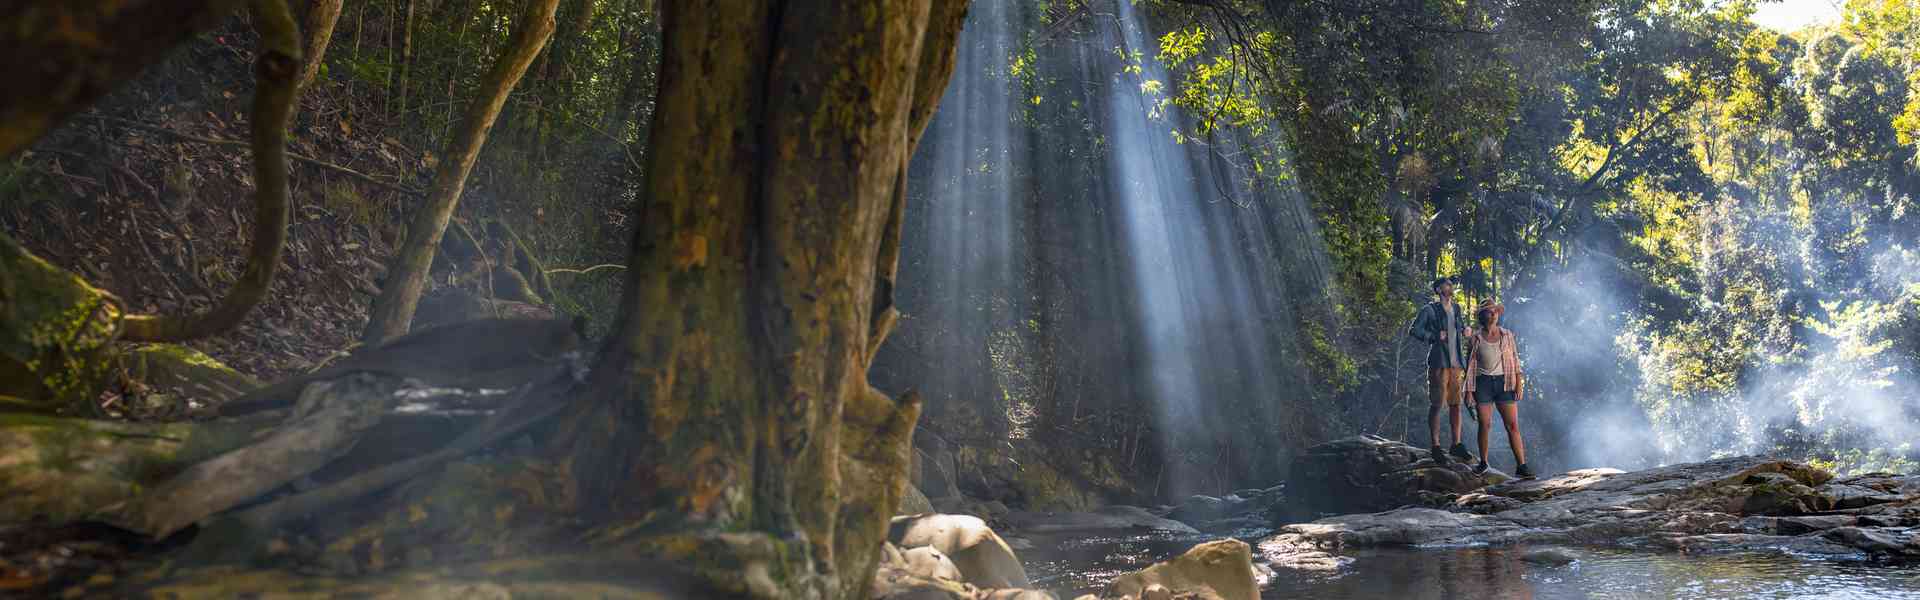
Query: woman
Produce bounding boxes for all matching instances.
[1462,300,1534,479]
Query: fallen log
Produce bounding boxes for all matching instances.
[0,411,267,524]
[112,374,401,538]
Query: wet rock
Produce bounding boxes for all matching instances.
[902,545,965,581]
[1518,547,1579,565]
[1104,539,1259,600]
[1000,505,1200,535]
[1261,454,1920,562]
[890,514,1032,589]
[1170,495,1235,522]
[1283,435,1507,519]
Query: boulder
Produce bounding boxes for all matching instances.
[890,514,1031,589]
[1282,435,1506,519]
[118,342,260,410]
[0,231,119,413]
[901,483,935,515]
[871,541,1059,600]
[1103,539,1258,600]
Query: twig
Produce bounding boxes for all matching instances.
[544,263,625,276]
[95,116,424,196]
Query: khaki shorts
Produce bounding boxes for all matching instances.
[1429,368,1464,407]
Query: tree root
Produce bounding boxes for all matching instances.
[118,0,302,343]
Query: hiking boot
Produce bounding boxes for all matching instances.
[1515,463,1536,479]
[1429,445,1450,465]
[1450,443,1476,462]
[1472,461,1490,475]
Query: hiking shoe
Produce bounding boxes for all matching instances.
[1450,443,1476,462]
[1515,463,1537,479]
[1429,445,1450,465]
[1472,461,1490,475]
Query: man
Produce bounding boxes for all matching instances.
[1408,276,1474,464]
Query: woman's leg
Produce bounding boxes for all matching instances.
[1498,401,1527,465]
[1475,400,1495,461]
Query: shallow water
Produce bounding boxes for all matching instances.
[1022,531,1920,599]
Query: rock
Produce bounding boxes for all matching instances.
[1518,547,1578,565]
[890,514,1031,589]
[0,231,119,413]
[1000,505,1200,535]
[915,441,964,500]
[1259,454,1920,562]
[902,483,935,515]
[118,343,260,410]
[902,546,964,581]
[1140,583,1174,600]
[1283,435,1507,519]
[411,288,555,332]
[1169,495,1235,522]
[1104,539,1258,600]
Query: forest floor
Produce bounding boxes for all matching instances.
[0,26,445,596]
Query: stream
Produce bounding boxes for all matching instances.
[1021,529,1920,599]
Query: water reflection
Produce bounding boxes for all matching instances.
[1024,531,1920,600]
[1274,546,1920,600]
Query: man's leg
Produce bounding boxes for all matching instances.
[1426,369,1447,462]
[1444,369,1465,446]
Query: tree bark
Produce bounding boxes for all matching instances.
[556,0,968,597]
[0,0,248,157]
[361,0,560,345]
[295,0,343,90]
[120,0,302,342]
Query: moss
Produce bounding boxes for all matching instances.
[0,231,120,412]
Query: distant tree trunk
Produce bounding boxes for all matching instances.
[295,0,342,90]
[361,0,559,345]
[553,0,967,596]
[393,0,416,116]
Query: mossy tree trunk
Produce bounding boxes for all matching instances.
[557,0,967,597]
[361,0,560,345]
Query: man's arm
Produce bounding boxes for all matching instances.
[1407,304,1436,343]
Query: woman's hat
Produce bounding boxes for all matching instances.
[1477,300,1505,318]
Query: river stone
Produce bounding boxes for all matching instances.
[1104,539,1258,600]
[889,514,1031,589]
[1518,547,1578,565]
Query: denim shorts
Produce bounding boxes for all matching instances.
[1473,374,1517,404]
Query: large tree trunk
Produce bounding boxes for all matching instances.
[556,0,967,597]
[294,0,343,90]
[0,0,248,157]
[361,0,560,345]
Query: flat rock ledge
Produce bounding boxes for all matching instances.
[1260,453,1920,568]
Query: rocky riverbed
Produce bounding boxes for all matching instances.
[1260,435,1920,569]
